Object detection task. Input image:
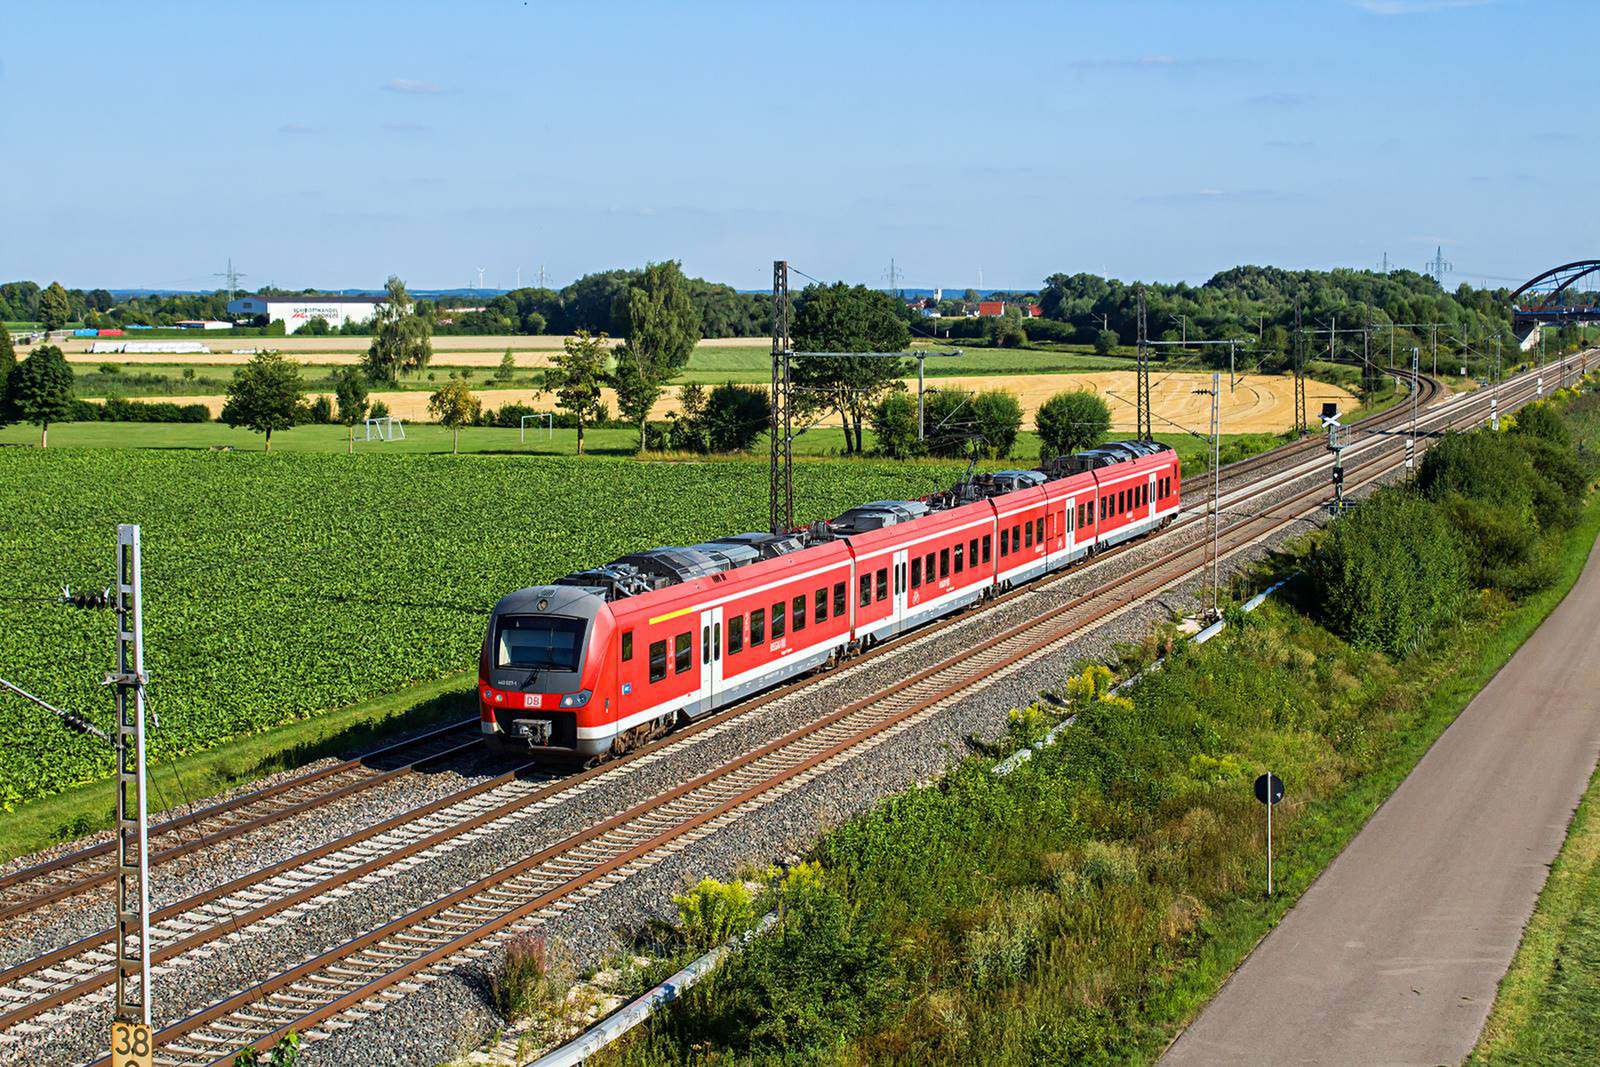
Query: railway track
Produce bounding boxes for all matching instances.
[0,357,1573,1064]
[0,718,484,925]
[88,364,1507,1067]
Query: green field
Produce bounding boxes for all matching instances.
[0,451,969,809]
[0,420,1268,474]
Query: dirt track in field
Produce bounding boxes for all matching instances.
[125,372,1355,436]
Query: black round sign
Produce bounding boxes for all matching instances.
[1254,772,1285,806]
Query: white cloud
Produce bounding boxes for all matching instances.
[383,78,442,94]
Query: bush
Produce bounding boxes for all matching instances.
[1036,389,1111,462]
[871,391,921,459]
[675,877,755,953]
[1512,401,1571,448]
[700,382,770,453]
[368,399,390,420]
[922,388,978,458]
[1022,318,1074,344]
[1094,328,1120,355]
[970,388,1023,459]
[985,315,1027,348]
[305,395,333,424]
[1307,488,1467,655]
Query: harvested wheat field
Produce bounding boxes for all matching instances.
[52,334,765,365]
[141,372,1354,436]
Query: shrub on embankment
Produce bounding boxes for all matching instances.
[1307,396,1598,655]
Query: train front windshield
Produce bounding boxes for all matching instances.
[495,615,587,672]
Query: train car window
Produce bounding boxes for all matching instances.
[999,529,1009,558]
[860,574,872,607]
[925,552,935,579]
[911,557,922,587]
[621,631,633,662]
[970,538,979,566]
[954,543,964,573]
[750,608,766,644]
[833,581,846,616]
[649,640,667,682]
[939,548,950,578]
[982,534,992,562]
[815,588,828,624]
[793,595,807,632]
[674,632,692,674]
[729,615,744,655]
[1024,522,1033,548]
[876,567,889,601]
[771,602,785,639]
[1035,518,1045,543]
[703,626,710,664]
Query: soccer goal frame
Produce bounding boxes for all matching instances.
[520,413,554,442]
[363,416,406,442]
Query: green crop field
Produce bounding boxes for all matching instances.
[0,451,969,809]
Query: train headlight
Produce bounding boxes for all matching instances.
[559,690,592,708]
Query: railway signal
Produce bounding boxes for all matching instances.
[1322,407,1345,513]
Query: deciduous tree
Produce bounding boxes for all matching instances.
[0,326,16,427]
[334,366,370,453]
[37,283,72,332]
[612,261,702,451]
[363,276,433,384]
[10,344,74,446]
[221,351,304,452]
[791,283,911,454]
[543,330,610,455]
[428,378,481,454]
[495,348,517,383]
[1036,389,1111,462]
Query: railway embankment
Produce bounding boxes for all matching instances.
[566,379,1600,1067]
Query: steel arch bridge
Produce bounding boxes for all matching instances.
[1511,260,1600,325]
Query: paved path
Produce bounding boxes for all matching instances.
[1163,538,1600,1067]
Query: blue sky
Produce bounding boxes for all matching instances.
[2,0,1592,292]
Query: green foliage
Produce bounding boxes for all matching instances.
[428,379,482,453]
[970,388,1023,459]
[1094,328,1119,355]
[363,276,433,384]
[0,451,961,807]
[232,1030,300,1066]
[1308,488,1466,654]
[698,382,770,453]
[368,397,390,420]
[297,315,331,336]
[333,367,369,426]
[1035,388,1111,462]
[37,282,72,331]
[220,351,304,451]
[675,877,755,953]
[0,326,20,427]
[1510,400,1571,449]
[612,261,702,450]
[791,282,913,454]
[11,344,76,444]
[870,390,920,459]
[544,330,611,454]
[495,347,517,383]
[985,314,1026,348]
[306,395,333,424]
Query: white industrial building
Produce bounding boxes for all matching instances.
[226,294,385,334]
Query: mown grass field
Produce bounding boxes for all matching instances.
[1470,766,1600,1066]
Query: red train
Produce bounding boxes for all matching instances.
[479,441,1180,758]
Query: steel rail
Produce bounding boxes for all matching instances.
[0,719,482,923]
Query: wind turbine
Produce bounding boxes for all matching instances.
[475,266,486,291]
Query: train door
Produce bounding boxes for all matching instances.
[892,548,909,628]
[1147,472,1158,524]
[699,606,724,707]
